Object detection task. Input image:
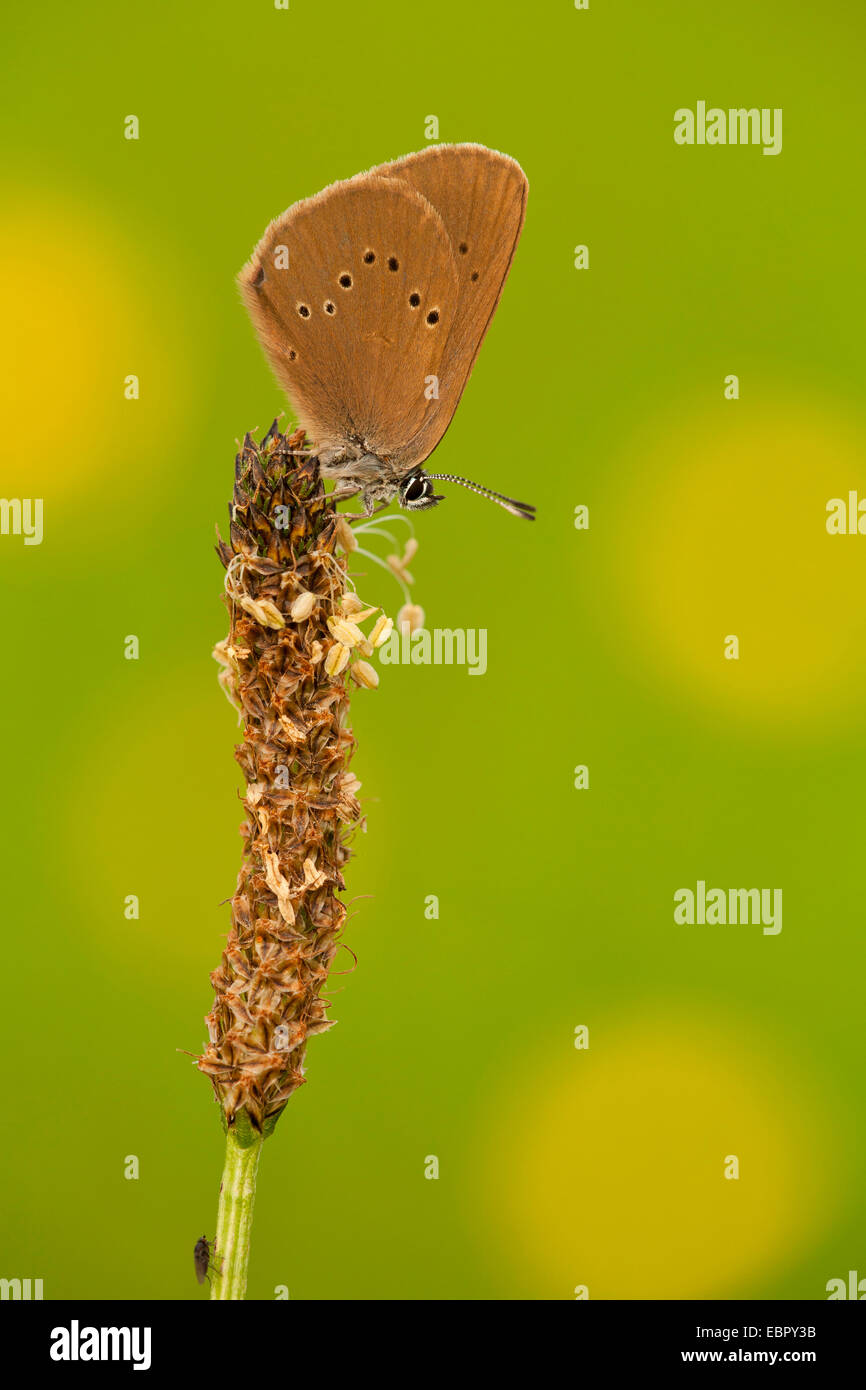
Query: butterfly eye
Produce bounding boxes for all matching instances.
[402,476,427,503]
[399,474,444,511]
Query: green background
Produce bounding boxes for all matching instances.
[2,0,865,1300]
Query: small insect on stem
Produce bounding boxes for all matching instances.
[194,1234,219,1286]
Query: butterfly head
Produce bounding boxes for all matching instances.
[348,460,535,520]
[397,468,535,520]
[398,471,446,511]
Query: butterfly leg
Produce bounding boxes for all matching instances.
[329,487,392,522]
[339,502,393,522]
[329,484,362,506]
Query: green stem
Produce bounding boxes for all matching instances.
[210,1126,264,1300]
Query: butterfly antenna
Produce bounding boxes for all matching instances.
[425,473,536,520]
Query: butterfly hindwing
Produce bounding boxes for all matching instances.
[371,144,528,470]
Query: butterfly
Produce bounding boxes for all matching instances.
[238,144,534,520]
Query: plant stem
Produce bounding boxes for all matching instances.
[210,1126,264,1300]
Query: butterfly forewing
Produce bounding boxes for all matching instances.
[371,144,528,468]
[239,175,459,464]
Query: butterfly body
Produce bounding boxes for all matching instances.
[240,144,535,520]
[314,448,441,515]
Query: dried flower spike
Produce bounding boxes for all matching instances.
[327,616,364,648]
[198,424,362,1139]
[325,641,351,676]
[289,589,316,622]
[387,553,414,586]
[351,660,379,689]
[397,603,425,633]
[369,614,394,648]
[334,517,357,553]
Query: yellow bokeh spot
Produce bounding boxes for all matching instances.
[0,192,190,496]
[611,398,866,727]
[475,1012,837,1298]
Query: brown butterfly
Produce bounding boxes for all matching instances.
[238,144,534,520]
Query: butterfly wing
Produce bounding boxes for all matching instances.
[371,144,528,470]
[239,175,459,466]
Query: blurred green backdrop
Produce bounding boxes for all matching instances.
[1,0,865,1300]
